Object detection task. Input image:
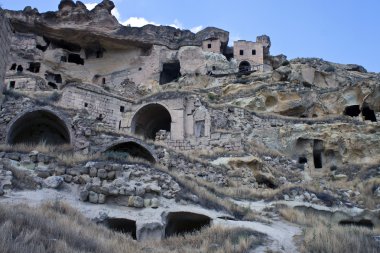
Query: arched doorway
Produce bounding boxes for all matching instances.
[7,109,71,145]
[131,104,172,140]
[105,141,156,163]
[239,61,251,73]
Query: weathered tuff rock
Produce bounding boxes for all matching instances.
[6,0,229,50]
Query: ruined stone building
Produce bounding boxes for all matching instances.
[0,0,379,248]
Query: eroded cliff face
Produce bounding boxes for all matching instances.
[6,0,229,50]
[1,1,380,251]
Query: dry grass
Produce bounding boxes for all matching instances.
[279,208,380,253]
[357,177,380,209]
[0,143,72,154]
[0,201,264,253]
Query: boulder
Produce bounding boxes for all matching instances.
[89,191,99,204]
[43,176,63,189]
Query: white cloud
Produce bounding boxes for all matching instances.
[84,2,202,32]
[168,19,183,29]
[111,8,121,20]
[84,3,97,10]
[190,25,203,33]
[85,3,120,20]
[121,17,159,27]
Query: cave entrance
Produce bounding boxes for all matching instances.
[344,105,360,117]
[105,141,155,163]
[27,62,41,73]
[339,219,374,229]
[100,218,137,240]
[131,104,171,140]
[298,157,308,164]
[68,53,84,65]
[239,61,251,73]
[313,140,323,169]
[159,61,181,85]
[7,110,70,146]
[165,212,211,237]
[362,104,377,122]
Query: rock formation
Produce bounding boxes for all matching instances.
[0,1,379,252]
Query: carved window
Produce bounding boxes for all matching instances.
[9,81,15,89]
[195,120,205,138]
[240,50,244,55]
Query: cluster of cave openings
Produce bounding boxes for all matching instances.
[7,110,70,146]
[165,212,211,237]
[100,218,137,240]
[339,219,374,229]
[159,61,181,85]
[131,104,172,140]
[344,104,377,122]
[105,142,155,163]
[313,140,324,169]
[239,61,251,73]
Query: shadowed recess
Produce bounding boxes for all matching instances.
[131,104,171,140]
[165,212,211,237]
[105,141,155,163]
[339,219,374,229]
[100,218,137,240]
[239,61,251,72]
[160,61,181,85]
[7,110,70,145]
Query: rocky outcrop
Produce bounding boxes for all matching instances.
[5,0,229,50]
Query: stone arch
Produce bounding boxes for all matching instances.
[6,108,72,146]
[131,103,172,140]
[239,61,251,73]
[104,138,157,163]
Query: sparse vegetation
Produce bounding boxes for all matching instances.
[0,201,265,253]
[279,207,380,253]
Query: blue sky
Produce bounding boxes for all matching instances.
[1,0,379,72]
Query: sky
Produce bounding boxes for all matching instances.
[1,0,379,72]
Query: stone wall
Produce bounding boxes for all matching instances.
[60,85,132,131]
[233,40,265,69]
[0,10,12,104]
[202,39,222,54]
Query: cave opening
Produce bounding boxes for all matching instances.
[7,110,70,146]
[68,54,84,65]
[17,65,23,73]
[100,218,137,240]
[165,212,211,237]
[239,61,251,73]
[313,140,323,169]
[27,62,41,73]
[10,63,17,70]
[48,82,58,89]
[339,219,374,229]
[131,104,171,140]
[159,61,181,85]
[105,141,155,163]
[298,157,308,164]
[362,104,377,122]
[344,105,361,117]
[50,39,81,52]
